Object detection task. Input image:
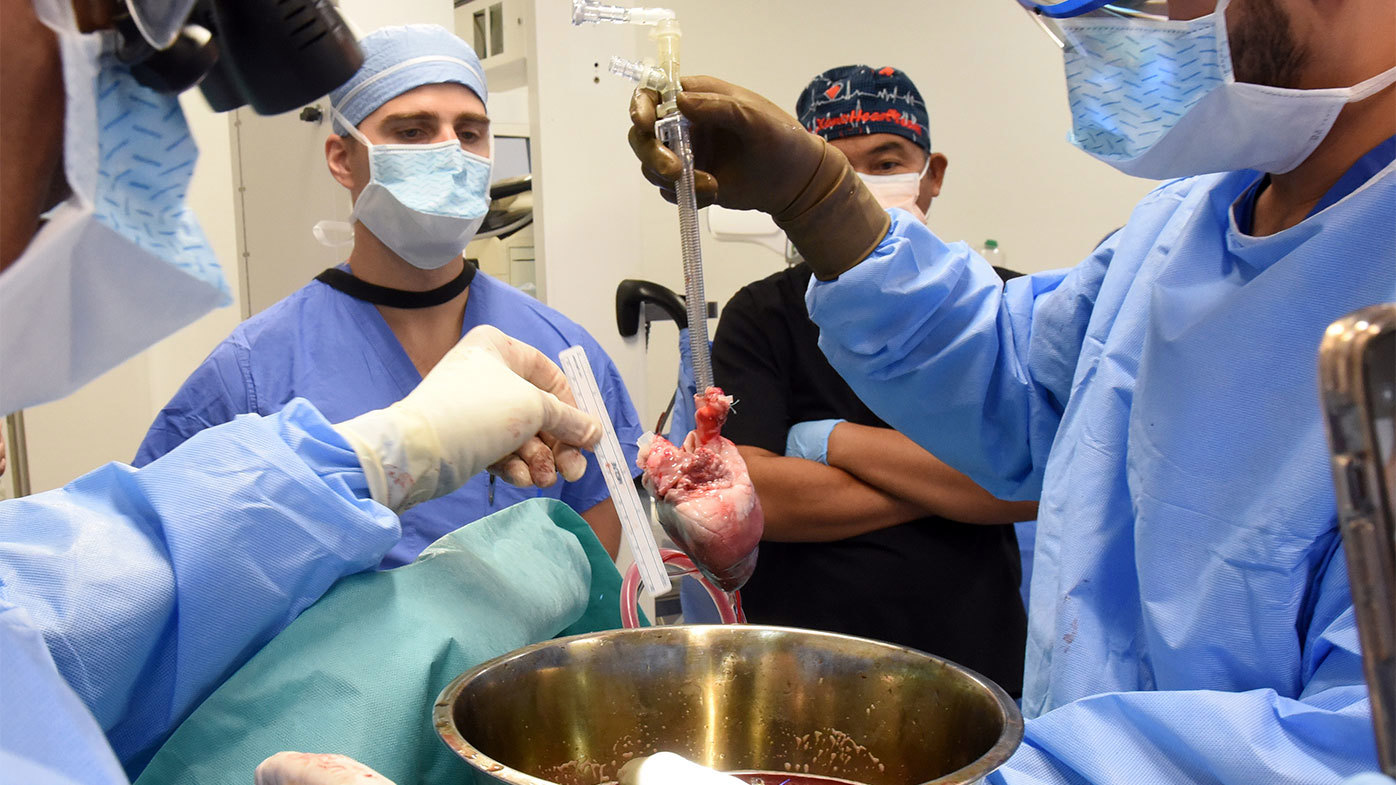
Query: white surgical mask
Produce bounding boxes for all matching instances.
[858,154,931,223]
[0,0,230,417]
[1057,0,1396,179]
[329,107,492,270]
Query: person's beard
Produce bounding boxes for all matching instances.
[1227,0,1309,89]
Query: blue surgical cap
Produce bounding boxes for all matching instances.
[329,24,487,134]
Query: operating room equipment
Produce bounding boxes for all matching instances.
[613,279,732,624]
[109,0,363,115]
[560,345,671,597]
[619,547,745,628]
[436,624,1023,785]
[1320,304,1396,776]
[573,0,716,392]
[613,278,719,446]
[3,413,32,499]
[619,752,745,785]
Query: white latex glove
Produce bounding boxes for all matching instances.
[618,752,745,785]
[254,752,396,784]
[334,325,603,513]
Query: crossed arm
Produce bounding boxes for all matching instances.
[740,423,1036,543]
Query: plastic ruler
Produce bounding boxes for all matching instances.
[559,345,671,596]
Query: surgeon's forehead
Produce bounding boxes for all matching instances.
[363,82,488,125]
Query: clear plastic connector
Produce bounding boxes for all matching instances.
[609,56,667,92]
[572,0,674,26]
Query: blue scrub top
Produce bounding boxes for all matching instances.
[136,270,643,568]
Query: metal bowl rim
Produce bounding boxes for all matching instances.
[433,624,1024,785]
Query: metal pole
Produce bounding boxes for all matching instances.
[4,411,32,498]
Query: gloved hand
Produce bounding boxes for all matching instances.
[254,752,395,784]
[629,75,890,280]
[618,752,745,785]
[784,418,845,465]
[334,325,603,513]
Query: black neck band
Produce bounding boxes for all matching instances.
[315,264,476,309]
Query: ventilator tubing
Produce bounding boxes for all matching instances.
[620,549,747,628]
[658,115,714,392]
[581,5,709,389]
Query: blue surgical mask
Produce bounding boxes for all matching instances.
[1055,0,1396,178]
[1,0,230,416]
[332,107,492,270]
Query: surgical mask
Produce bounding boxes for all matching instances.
[0,0,230,417]
[1055,0,1396,179]
[329,107,492,270]
[858,155,931,223]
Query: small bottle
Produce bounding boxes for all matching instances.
[981,238,1006,266]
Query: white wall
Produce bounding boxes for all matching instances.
[624,0,1161,428]
[528,4,651,413]
[340,0,452,36]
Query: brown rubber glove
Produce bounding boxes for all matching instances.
[629,75,890,280]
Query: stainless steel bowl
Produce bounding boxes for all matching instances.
[435,625,1022,785]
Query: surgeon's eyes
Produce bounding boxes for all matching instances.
[396,127,430,142]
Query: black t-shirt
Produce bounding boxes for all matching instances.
[712,264,1026,696]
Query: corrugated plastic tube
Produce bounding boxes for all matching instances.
[621,549,745,628]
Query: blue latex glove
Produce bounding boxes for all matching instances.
[784,419,844,464]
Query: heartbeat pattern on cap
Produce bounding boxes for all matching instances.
[796,65,931,152]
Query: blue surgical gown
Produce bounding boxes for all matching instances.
[135,270,643,567]
[0,400,399,782]
[807,154,1396,783]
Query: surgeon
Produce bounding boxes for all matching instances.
[135,24,643,565]
[628,0,1396,783]
[0,0,602,782]
[712,64,1034,694]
